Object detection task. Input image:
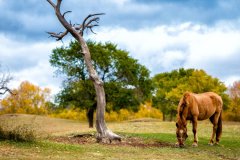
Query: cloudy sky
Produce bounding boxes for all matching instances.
[1,0,240,97]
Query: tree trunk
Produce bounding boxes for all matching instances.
[163,113,166,121]
[170,111,173,122]
[87,107,94,128]
[79,38,121,142]
[87,102,96,128]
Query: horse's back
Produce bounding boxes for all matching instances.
[193,92,223,120]
[196,92,222,107]
[194,92,221,102]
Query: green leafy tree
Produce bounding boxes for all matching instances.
[50,41,152,126]
[152,68,229,121]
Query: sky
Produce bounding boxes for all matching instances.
[1,0,240,98]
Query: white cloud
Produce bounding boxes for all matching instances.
[161,50,186,70]
[0,34,63,96]
[223,75,240,87]
[10,61,62,95]
[108,0,130,6]
[90,21,240,85]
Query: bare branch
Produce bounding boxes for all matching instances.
[47,30,69,41]
[0,67,15,96]
[73,24,83,31]
[47,0,104,41]
[47,13,104,41]
[46,0,56,8]
[63,11,72,18]
[82,13,105,26]
[89,27,97,34]
[56,0,63,11]
[80,13,105,36]
[0,87,16,95]
[85,17,100,26]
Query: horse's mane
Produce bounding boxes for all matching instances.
[177,92,192,125]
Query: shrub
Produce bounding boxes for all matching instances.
[0,123,37,142]
[105,104,163,121]
[105,110,119,121]
[119,109,133,121]
[223,112,240,121]
[50,102,163,122]
[134,103,163,120]
[50,108,87,121]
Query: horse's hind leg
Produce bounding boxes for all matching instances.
[192,117,198,147]
[215,111,222,144]
[209,113,220,145]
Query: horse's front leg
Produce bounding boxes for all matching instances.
[192,117,198,147]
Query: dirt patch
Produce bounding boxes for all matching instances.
[128,118,161,122]
[50,134,174,148]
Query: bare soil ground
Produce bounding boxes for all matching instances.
[50,133,174,148]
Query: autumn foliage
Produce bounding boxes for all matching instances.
[0,81,50,115]
[50,102,163,121]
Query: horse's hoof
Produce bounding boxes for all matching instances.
[175,142,180,148]
[179,145,185,148]
[192,142,198,147]
[208,143,214,146]
[215,142,219,145]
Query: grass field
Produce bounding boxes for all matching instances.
[0,114,240,160]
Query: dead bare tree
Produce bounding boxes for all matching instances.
[0,66,14,96]
[46,0,121,143]
[0,75,13,95]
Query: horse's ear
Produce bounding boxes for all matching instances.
[183,92,190,105]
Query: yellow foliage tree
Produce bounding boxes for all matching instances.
[0,81,51,115]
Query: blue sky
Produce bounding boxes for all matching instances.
[1,0,240,96]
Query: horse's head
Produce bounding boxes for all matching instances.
[175,92,190,147]
[176,121,188,147]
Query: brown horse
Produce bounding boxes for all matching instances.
[176,92,223,147]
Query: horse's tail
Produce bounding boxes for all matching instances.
[216,111,222,142]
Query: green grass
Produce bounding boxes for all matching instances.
[0,114,240,160]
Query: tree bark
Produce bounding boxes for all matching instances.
[163,113,166,121]
[87,103,96,128]
[170,111,173,122]
[87,108,94,128]
[47,0,121,143]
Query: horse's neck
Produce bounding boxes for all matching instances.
[180,105,189,120]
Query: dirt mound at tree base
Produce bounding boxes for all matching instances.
[50,134,174,148]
